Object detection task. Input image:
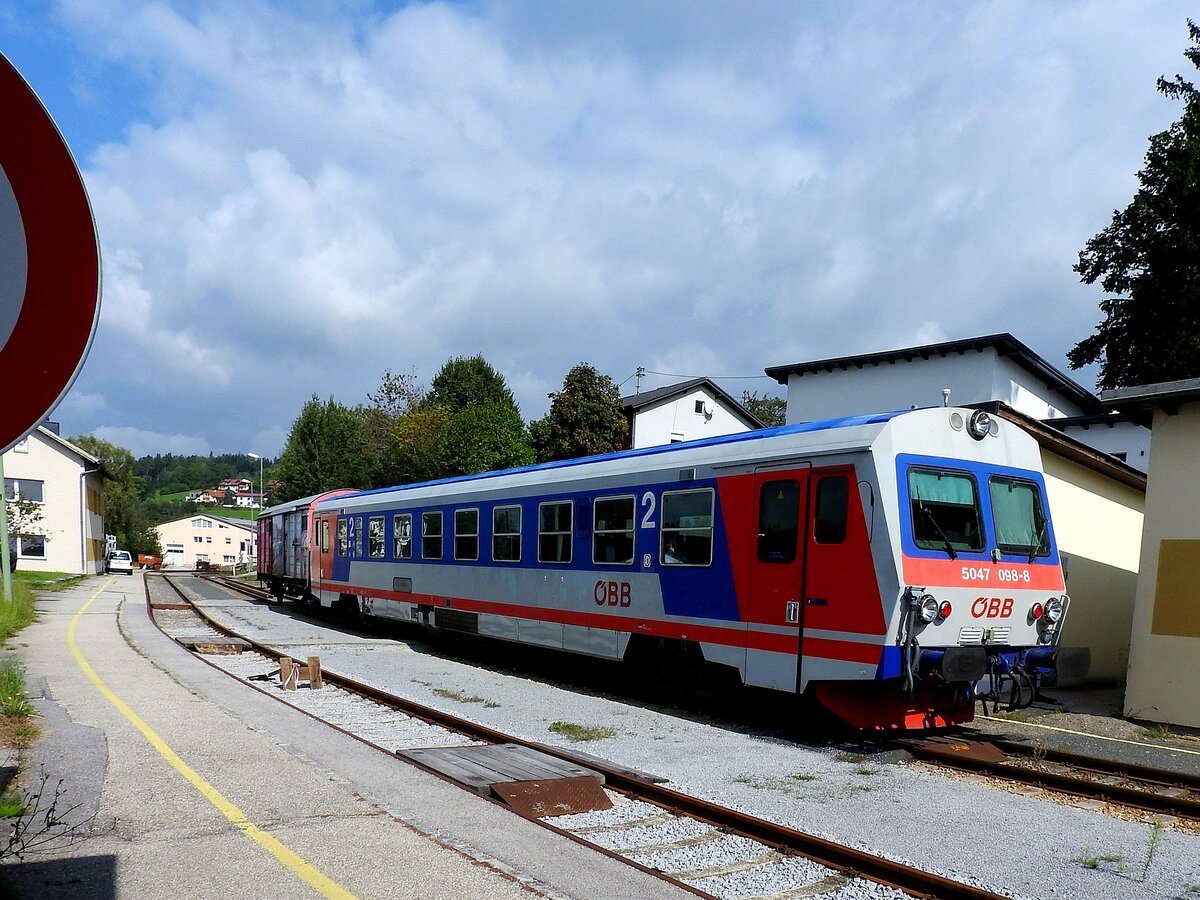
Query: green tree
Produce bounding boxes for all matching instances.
[443,402,535,476]
[274,396,371,502]
[425,355,517,414]
[388,405,455,485]
[70,435,160,557]
[1069,20,1200,388]
[740,390,786,427]
[529,364,628,462]
[361,368,426,488]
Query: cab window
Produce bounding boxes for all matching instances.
[908,467,984,553]
[989,476,1049,557]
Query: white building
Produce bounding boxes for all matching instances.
[2,425,108,575]
[621,377,763,449]
[156,514,257,570]
[765,333,1150,472]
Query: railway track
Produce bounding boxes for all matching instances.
[149,573,1005,900]
[898,735,1200,825]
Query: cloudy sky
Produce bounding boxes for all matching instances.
[3,1,1194,457]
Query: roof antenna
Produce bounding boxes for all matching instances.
[942,388,951,408]
[635,366,645,394]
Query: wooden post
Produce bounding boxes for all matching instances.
[307,655,323,690]
[280,657,298,690]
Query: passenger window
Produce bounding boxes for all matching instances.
[909,468,984,552]
[814,476,849,544]
[593,496,635,565]
[492,505,521,562]
[455,509,479,561]
[758,480,799,562]
[368,516,385,558]
[422,511,443,560]
[337,519,348,556]
[321,520,330,553]
[393,513,412,560]
[660,489,714,566]
[538,501,573,563]
[355,517,364,557]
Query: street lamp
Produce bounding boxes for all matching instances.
[246,452,264,570]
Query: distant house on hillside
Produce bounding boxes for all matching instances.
[620,377,764,449]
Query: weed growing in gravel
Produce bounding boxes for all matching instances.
[789,773,818,782]
[0,793,24,817]
[854,766,880,776]
[1077,848,1125,871]
[1141,822,1164,881]
[1183,883,1200,894]
[430,687,493,705]
[1141,722,1175,741]
[548,721,616,742]
[832,751,865,763]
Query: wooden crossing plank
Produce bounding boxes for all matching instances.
[397,743,605,795]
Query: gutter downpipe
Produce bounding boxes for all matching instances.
[79,466,101,574]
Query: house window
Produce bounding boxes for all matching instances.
[660,488,714,566]
[190,518,212,528]
[4,479,44,503]
[206,536,212,543]
[422,511,443,560]
[492,505,521,562]
[196,553,209,563]
[337,520,348,556]
[368,516,385,558]
[194,536,204,544]
[223,555,235,564]
[538,501,572,564]
[393,514,412,560]
[455,509,479,561]
[225,538,232,545]
[17,535,45,558]
[593,496,635,565]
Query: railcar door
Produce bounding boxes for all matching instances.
[746,467,810,691]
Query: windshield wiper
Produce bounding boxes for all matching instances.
[1026,516,1048,564]
[918,500,958,560]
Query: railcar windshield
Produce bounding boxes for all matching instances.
[989,476,1050,559]
[908,467,984,556]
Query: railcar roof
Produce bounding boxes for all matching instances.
[330,408,911,507]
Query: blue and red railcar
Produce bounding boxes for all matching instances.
[258,407,1086,730]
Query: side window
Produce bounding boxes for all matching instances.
[321,520,330,553]
[492,505,521,562]
[422,511,443,560]
[368,516,385,558]
[593,496,635,565]
[337,519,348,556]
[758,479,799,562]
[455,509,479,561]
[393,513,413,560]
[814,476,849,544]
[538,501,573,564]
[354,517,364,557]
[660,489,715,566]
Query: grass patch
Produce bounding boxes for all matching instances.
[789,773,818,782]
[0,661,36,719]
[854,766,880,776]
[430,687,497,707]
[0,793,24,818]
[1140,722,1175,741]
[0,583,36,643]
[548,721,616,742]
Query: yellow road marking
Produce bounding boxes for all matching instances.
[978,714,1200,756]
[68,577,358,899]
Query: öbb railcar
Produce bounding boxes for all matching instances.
[271,407,1088,730]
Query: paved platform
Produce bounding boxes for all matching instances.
[2,574,693,899]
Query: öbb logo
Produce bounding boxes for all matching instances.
[972,597,1014,619]
[595,580,631,607]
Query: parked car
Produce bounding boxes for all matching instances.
[105,550,134,575]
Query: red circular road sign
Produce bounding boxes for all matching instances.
[0,52,101,454]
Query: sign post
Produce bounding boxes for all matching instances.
[0,52,102,601]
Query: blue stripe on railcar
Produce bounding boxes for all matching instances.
[330,475,743,621]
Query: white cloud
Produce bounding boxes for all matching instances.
[30,0,1194,454]
[92,425,209,457]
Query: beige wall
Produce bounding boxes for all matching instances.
[157,515,256,570]
[1041,452,1144,683]
[1124,402,1200,727]
[3,431,105,575]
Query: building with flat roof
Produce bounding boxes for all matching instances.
[1102,377,1200,727]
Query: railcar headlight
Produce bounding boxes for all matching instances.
[967,410,992,441]
[1045,596,1065,623]
[915,594,940,624]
